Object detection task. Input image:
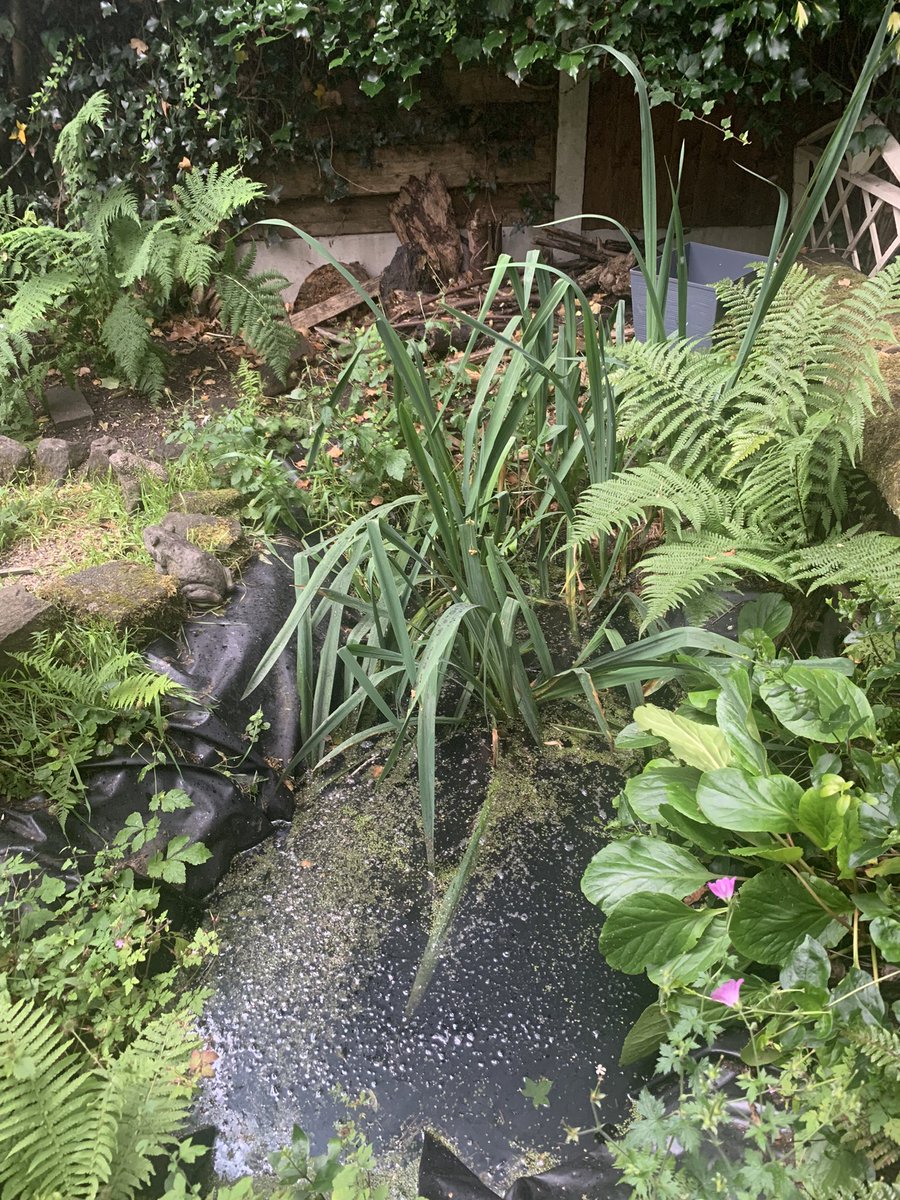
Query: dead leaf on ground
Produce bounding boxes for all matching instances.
[370,765,384,779]
[300,859,316,869]
[326,445,343,459]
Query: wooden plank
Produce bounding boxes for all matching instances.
[290,279,380,330]
[272,137,554,200]
[258,183,550,238]
[439,62,553,105]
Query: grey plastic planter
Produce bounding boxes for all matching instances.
[630,241,758,344]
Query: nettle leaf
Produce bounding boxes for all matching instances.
[581,836,710,913]
[623,761,703,823]
[779,934,831,993]
[633,705,733,772]
[730,868,853,965]
[520,1076,553,1108]
[619,1003,669,1066]
[758,665,876,743]
[600,893,717,974]
[716,666,767,775]
[870,917,900,962]
[696,768,802,832]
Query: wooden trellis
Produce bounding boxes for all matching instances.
[794,118,900,275]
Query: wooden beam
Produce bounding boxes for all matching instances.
[290,279,380,330]
[272,138,553,200]
[554,72,590,235]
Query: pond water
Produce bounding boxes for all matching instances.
[195,733,654,1192]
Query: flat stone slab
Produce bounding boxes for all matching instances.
[44,385,94,433]
[0,585,56,672]
[40,561,177,631]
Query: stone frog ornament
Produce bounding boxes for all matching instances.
[142,525,234,607]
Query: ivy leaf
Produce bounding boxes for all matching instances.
[779,934,831,992]
[520,1076,553,1108]
[581,836,710,913]
[599,893,717,974]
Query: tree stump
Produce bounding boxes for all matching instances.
[389,171,462,285]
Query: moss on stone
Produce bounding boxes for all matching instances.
[173,487,243,516]
[39,560,179,631]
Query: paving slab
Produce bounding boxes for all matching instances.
[44,385,94,433]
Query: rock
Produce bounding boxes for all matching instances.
[160,512,244,553]
[111,455,169,514]
[40,561,178,631]
[34,438,88,483]
[172,488,243,516]
[0,436,30,484]
[0,586,57,673]
[44,384,94,432]
[80,435,122,478]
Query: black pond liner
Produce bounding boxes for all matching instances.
[194,736,656,1193]
[0,548,299,900]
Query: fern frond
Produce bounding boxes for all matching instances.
[637,531,783,625]
[571,463,735,543]
[85,184,141,246]
[215,242,297,379]
[172,163,264,238]
[100,1013,198,1200]
[786,531,900,597]
[53,91,110,191]
[105,669,186,710]
[119,218,180,301]
[0,989,117,1200]
[101,296,166,399]
[4,269,81,335]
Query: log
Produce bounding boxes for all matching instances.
[289,279,380,330]
[389,171,462,284]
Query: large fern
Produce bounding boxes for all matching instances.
[0,989,197,1200]
[573,263,900,622]
[0,94,298,418]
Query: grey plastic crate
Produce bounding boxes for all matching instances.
[630,241,758,344]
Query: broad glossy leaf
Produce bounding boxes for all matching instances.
[716,666,767,775]
[619,1003,670,1066]
[779,935,830,992]
[581,835,709,913]
[647,923,730,987]
[633,705,733,772]
[798,786,844,850]
[599,892,716,974]
[658,805,729,853]
[696,768,802,832]
[624,762,703,823]
[728,844,805,862]
[737,594,792,640]
[730,868,853,965]
[614,721,661,749]
[870,917,900,963]
[759,665,875,743]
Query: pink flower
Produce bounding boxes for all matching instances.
[708,876,737,901]
[115,938,125,949]
[710,978,743,1007]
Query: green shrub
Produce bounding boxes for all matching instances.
[581,596,900,1193]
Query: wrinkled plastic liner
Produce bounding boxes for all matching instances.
[0,549,299,899]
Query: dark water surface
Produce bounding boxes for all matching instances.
[196,737,654,1189]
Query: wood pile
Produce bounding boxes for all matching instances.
[289,174,635,344]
